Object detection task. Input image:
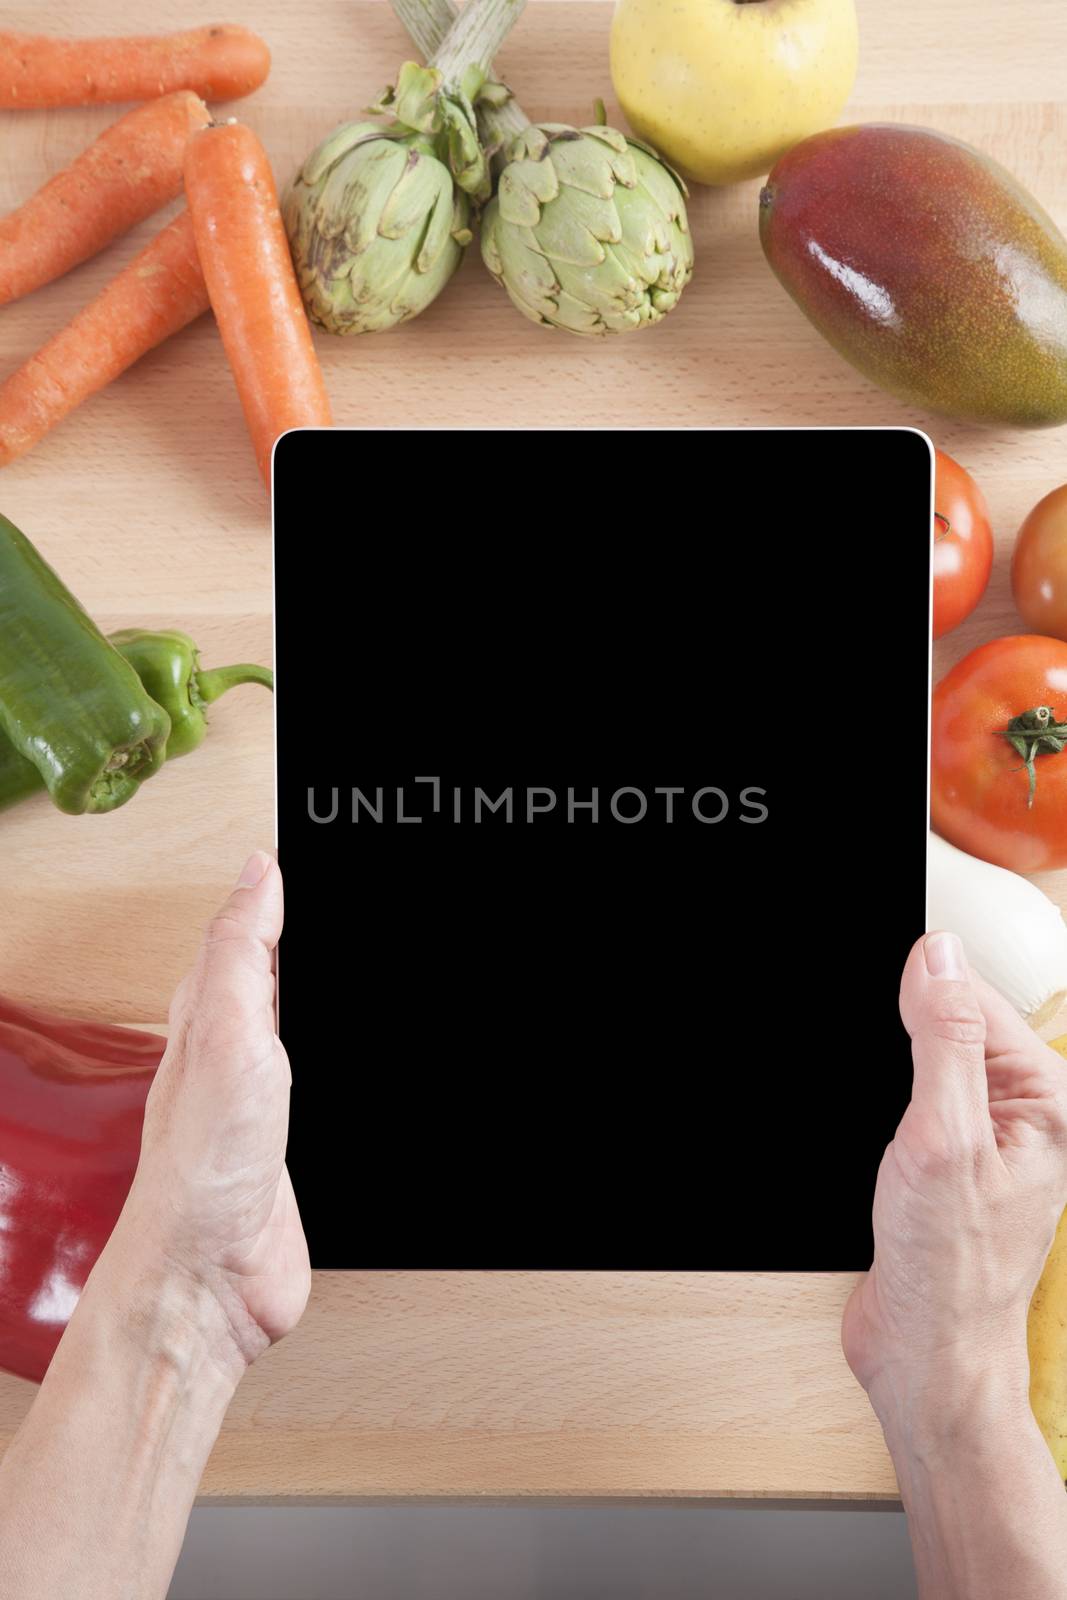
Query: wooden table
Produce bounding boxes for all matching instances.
[1,0,1065,1504]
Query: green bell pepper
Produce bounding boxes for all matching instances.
[0,629,273,815]
[0,515,171,814]
[108,629,273,759]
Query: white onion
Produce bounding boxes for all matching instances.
[928,832,1067,1029]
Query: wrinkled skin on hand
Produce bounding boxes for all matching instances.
[119,854,310,1369]
[842,932,1067,1424]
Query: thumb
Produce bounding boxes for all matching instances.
[899,931,991,1140]
[173,851,282,1042]
[204,850,283,956]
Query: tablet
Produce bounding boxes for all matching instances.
[274,428,932,1270]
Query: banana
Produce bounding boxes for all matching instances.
[1029,1033,1067,1481]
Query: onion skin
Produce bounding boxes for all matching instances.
[927,832,1067,1029]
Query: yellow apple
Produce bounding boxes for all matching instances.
[609,0,859,187]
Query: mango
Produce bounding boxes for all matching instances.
[759,125,1067,428]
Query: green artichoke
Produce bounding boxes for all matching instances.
[481,122,694,336]
[374,59,500,205]
[283,120,472,336]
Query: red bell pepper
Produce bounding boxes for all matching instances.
[0,994,162,1384]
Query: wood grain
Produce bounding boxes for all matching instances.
[0,0,1065,1503]
[0,1272,896,1504]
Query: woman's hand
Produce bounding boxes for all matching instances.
[0,855,310,1600]
[843,930,1067,1600]
[112,851,310,1373]
[844,931,1067,1427]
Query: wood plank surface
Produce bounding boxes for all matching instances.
[1,0,1065,1504]
[1,1271,893,1504]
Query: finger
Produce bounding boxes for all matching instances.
[187,852,283,1042]
[899,931,992,1138]
[972,967,1063,1063]
[971,969,1067,1100]
[204,851,283,955]
[970,970,1036,1052]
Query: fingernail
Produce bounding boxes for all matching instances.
[236,851,270,889]
[925,931,967,980]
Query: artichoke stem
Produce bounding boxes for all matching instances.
[430,0,527,81]
[390,0,457,59]
[482,94,528,148]
[390,0,533,151]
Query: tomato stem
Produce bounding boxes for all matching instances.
[1000,705,1067,809]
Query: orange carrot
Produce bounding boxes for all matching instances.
[0,210,208,467]
[0,91,211,306]
[183,122,333,487]
[0,25,270,109]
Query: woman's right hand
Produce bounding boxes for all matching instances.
[842,930,1067,1435]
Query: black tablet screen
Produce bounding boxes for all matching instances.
[275,428,931,1269]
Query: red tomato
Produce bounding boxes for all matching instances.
[931,635,1067,872]
[933,449,994,639]
[1012,483,1067,640]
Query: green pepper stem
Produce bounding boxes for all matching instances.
[195,664,274,705]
